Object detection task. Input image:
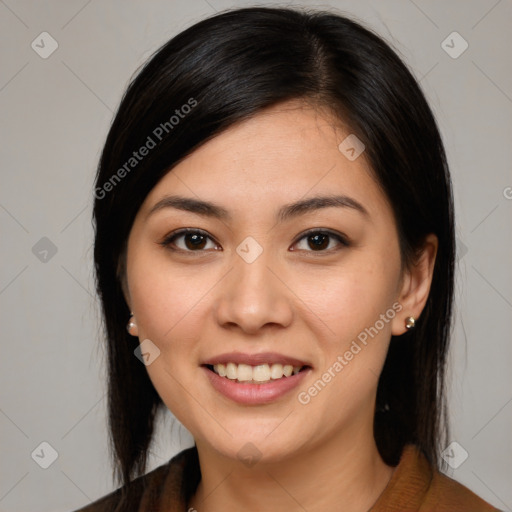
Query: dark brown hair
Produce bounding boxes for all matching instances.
[92,5,454,506]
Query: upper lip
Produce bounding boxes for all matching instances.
[202,352,312,368]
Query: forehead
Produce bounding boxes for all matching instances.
[139,101,391,222]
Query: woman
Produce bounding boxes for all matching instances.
[75,6,500,512]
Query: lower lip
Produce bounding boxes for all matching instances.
[202,366,312,405]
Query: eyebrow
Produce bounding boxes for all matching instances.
[147,194,369,222]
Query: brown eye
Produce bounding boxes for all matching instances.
[183,232,207,250]
[292,230,349,253]
[160,229,220,252]
[306,233,330,251]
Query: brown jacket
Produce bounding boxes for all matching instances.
[73,444,500,511]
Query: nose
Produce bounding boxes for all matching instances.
[214,249,294,334]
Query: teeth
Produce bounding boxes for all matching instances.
[283,365,293,377]
[212,363,303,383]
[270,364,284,379]
[226,362,237,379]
[237,364,253,382]
[216,363,227,377]
[253,364,270,382]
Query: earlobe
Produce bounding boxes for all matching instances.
[391,234,438,336]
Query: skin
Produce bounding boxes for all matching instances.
[123,100,437,512]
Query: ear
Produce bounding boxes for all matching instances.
[117,248,132,310]
[120,273,131,310]
[391,233,438,336]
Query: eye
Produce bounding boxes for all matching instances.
[291,229,349,253]
[159,228,349,254]
[159,228,221,253]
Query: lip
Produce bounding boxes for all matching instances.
[202,351,311,367]
[202,365,312,405]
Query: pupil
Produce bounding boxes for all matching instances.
[185,233,206,250]
[309,234,328,250]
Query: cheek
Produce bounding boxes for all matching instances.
[296,257,399,344]
[127,240,198,332]
[130,268,209,344]
[292,264,399,419]
[126,255,212,420]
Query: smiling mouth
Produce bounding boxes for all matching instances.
[203,363,311,384]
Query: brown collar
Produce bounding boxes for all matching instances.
[129,443,498,511]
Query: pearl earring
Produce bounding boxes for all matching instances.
[126,312,137,335]
[405,316,416,330]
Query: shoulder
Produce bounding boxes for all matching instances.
[71,447,194,512]
[71,464,168,512]
[372,444,501,512]
[426,468,501,511]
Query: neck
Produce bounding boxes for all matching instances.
[188,422,395,512]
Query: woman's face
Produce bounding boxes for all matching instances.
[125,101,415,463]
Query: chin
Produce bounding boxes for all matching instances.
[195,422,309,466]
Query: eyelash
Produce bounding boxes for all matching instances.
[158,227,350,255]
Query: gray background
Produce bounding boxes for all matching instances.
[0,1,511,511]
